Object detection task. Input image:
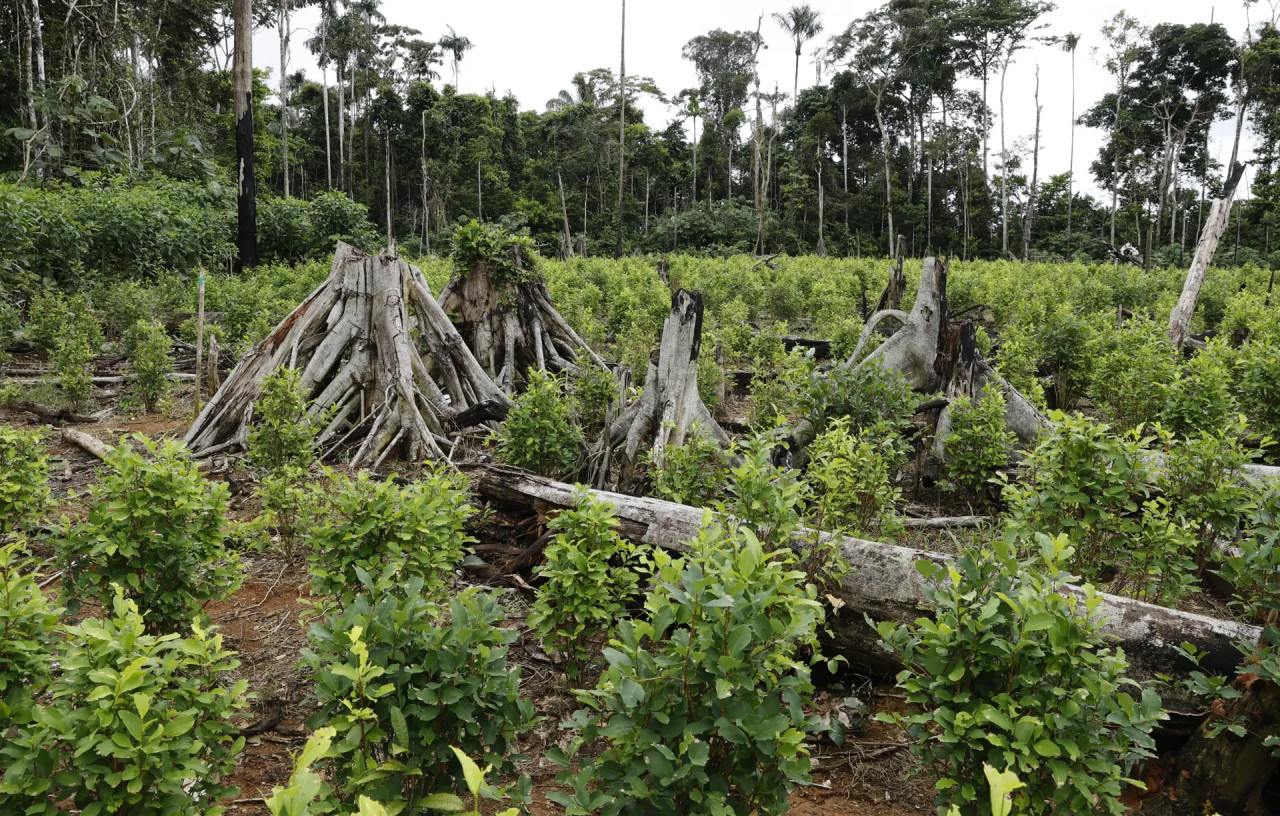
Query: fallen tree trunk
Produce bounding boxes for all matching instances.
[1169,162,1246,351]
[186,243,509,465]
[901,515,993,530]
[470,465,1257,702]
[62,427,111,460]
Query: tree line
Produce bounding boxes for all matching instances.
[3,0,1280,267]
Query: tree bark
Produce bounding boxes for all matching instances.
[1173,675,1280,816]
[614,0,626,259]
[278,0,290,197]
[1020,67,1041,261]
[233,0,257,272]
[469,466,1259,702]
[1168,162,1245,350]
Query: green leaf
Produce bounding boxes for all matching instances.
[450,746,484,796]
[422,792,466,812]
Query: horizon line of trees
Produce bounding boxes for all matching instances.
[3,0,1280,268]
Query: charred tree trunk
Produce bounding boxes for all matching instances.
[600,289,728,478]
[1173,674,1280,815]
[470,465,1257,705]
[186,243,509,465]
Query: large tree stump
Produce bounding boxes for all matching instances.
[438,247,607,392]
[603,289,729,474]
[185,243,509,466]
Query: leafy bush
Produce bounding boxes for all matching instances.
[247,367,322,475]
[498,369,582,477]
[551,522,839,816]
[945,383,1016,495]
[55,334,96,410]
[876,534,1163,815]
[1237,341,1280,440]
[59,435,241,632]
[0,302,19,370]
[800,362,917,448]
[0,427,50,533]
[124,320,173,413]
[1003,413,1152,584]
[749,348,815,428]
[25,291,103,357]
[526,492,644,676]
[726,431,809,547]
[302,577,534,809]
[0,543,61,725]
[0,588,246,816]
[807,418,901,539]
[306,467,474,603]
[1161,340,1238,438]
[1089,318,1179,430]
[449,220,540,285]
[649,432,727,506]
[248,467,318,561]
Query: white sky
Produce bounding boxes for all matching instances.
[255,0,1266,201]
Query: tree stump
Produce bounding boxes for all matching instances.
[185,243,509,466]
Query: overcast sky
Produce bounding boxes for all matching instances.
[255,0,1266,201]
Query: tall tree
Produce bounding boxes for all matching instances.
[439,26,472,88]
[1021,65,1041,259]
[773,4,824,104]
[278,0,293,196]
[234,0,258,270]
[1060,32,1081,241]
[615,0,626,258]
[1091,11,1147,246]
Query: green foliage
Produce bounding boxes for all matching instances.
[807,418,902,539]
[25,291,103,356]
[649,432,727,506]
[725,431,809,547]
[877,535,1164,816]
[0,426,50,533]
[302,577,534,810]
[259,193,379,262]
[1237,341,1280,441]
[1003,413,1152,584]
[526,492,644,676]
[498,369,583,477]
[59,435,241,632]
[449,220,540,286]
[1089,318,1179,430]
[749,348,815,428]
[800,362,917,449]
[991,323,1047,410]
[551,522,840,816]
[568,363,617,431]
[55,334,96,410]
[0,588,247,816]
[946,384,1016,495]
[0,543,61,725]
[0,302,19,370]
[1161,340,1238,438]
[247,367,323,475]
[306,468,474,603]
[249,466,318,561]
[124,320,173,413]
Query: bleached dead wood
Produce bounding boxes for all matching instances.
[471,465,1257,699]
[61,427,111,460]
[185,243,510,465]
[1169,162,1245,351]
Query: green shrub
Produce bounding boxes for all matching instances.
[0,302,19,370]
[946,384,1016,495]
[247,466,317,561]
[526,492,644,676]
[807,418,902,539]
[551,522,841,816]
[800,362,917,449]
[1089,318,1179,430]
[449,220,540,285]
[25,291,102,357]
[1237,341,1280,440]
[726,431,809,547]
[247,367,322,474]
[0,426,50,533]
[991,323,1047,410]
[0,543,61,725]
[649,432,726,506]
[54,334,96,411]
[302,577,534,810]
[0,588,246,816]
[59,435,241,632]
[749,348,815,428]
[306,467,474,603]
[124,320,173,413]
[1003,413,1152,584]
[498,369,582,477]
[1161,340,1238,438]
[568,363,617,431]
[876,534,1163,816]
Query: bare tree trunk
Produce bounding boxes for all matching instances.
[321,29,332,189]
[1021,68,1041,261]
[278,0,290,197]
[557,171,574,259]
[999,58,1011,256]
[1067,49,1076,242]
[614,0,626,259]
[875,101,894,251]
[233,0,257,272]
[1169,162,1245,350]
[337,60,346,190]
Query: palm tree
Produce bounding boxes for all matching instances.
[773,5,823,105]
[1061,32,1081,242]
[439,26,473,88]
[305,0,339,189]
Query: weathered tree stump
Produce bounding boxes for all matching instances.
[185,243,509,465]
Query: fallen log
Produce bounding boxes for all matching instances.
[8,401,96,424]
[469,465,1257,702]
[61,427,111,461]
[901,515,993,530]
